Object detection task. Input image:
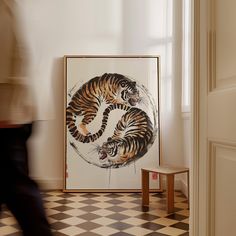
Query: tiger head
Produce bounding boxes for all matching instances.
[98,137,123,163]
[118,75,141,106]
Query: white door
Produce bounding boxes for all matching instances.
[192,0,236,235]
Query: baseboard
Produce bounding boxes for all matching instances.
[31,178,188,197]
[160,178,182,191]
[33,178,63,190]
[180,179,189,198]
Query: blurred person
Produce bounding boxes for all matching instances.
[0,1,53,235]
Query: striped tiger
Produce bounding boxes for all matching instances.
[98,105,154,167]
[68,103,131,143]
[66,73,140,137]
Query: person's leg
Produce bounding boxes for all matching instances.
[6,179,52,236]
[0,128,8,218]
[1,124,53,236]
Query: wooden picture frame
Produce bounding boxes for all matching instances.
[63,56,160,192]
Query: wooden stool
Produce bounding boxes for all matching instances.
[141,166,189,214]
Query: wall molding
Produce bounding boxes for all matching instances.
[31,178,188,196]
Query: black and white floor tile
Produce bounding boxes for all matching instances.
[0,191,189,236]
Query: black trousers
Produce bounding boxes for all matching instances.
[0,124,53,236]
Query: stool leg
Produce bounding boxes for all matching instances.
[167,174,174,214]
[142,169,149,206]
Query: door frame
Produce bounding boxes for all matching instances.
[191,0,201,235]
[192,0,216,234]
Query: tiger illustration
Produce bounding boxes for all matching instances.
[98,105,154,167]
[66,73,140,137]
[68,103,131,143]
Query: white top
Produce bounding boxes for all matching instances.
[0,0,35,125]
[142,165,189,175]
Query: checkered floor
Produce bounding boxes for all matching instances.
[0,191,189,236]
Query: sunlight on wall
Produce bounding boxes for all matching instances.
[147,0,184,165]
[147,0,174,112]
[148,0,173,38]
[122,0,175,112]
[121,0,183,166]
[182,0,192,112]
[15,0,184,184]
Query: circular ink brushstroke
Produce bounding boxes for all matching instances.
[67,73,158,168]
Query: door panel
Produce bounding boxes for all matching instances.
[207,0,236,234]
[195,0,236,235]
[216,0,236,87]
[208,90,236,141]
[209,142,236,236]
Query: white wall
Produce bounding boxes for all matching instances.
[17,0,184,189]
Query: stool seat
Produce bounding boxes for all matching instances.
[142,166,189,175]
[141,165,189,214]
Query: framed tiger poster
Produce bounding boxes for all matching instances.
[64,56,160,191]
